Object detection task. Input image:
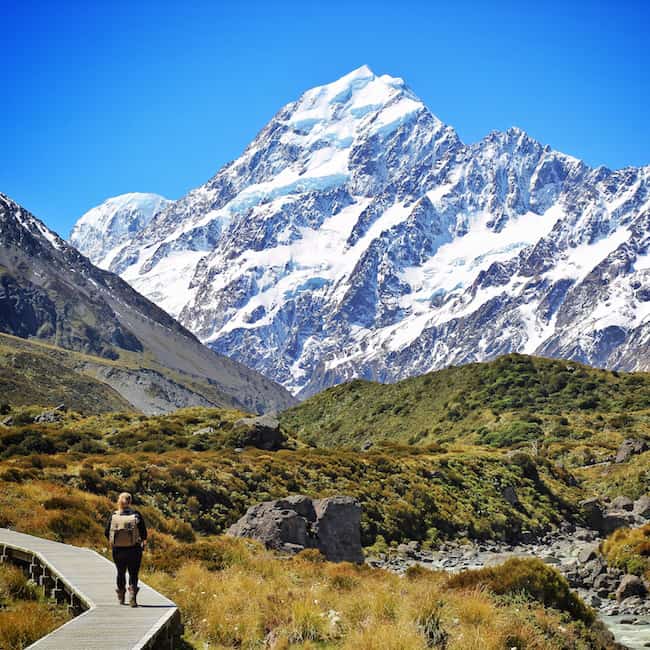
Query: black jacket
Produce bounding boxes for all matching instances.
[104,508,147,544]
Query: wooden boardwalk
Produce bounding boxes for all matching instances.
[0,528,182,649]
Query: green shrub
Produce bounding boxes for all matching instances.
[446,557,593,624]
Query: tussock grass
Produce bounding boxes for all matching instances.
[143,544,616,649]
[0,564,71,650]
[601,523,650,580]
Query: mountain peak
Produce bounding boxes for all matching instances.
[70,192,171,269]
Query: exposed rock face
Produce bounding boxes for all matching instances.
[616,574,648,602]
[233,414,285,450]
[226,495,363,563]
[34,403,66,423]
[615,438,649,463]
[313,496,364,563]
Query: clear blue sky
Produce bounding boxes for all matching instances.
[2,0,648,236]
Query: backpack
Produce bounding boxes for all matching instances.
[110,511,141,547]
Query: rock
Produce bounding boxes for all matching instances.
[615,438,648,463]
[580,557,605,583]
[502,486,520,507]
[35,409,64,423]
[233,414,285,450]
[360,440,373,451]
[577,542,600,564]
[227,494,363,563]
[633,495,650,519]
[610,496,635,512]
[518,530,535,544]
[593,574,615,590]
[589,595,602,608]
[192,426,215,436]
[616,575,648,602]
[579,498,604,531]
[313,496,364,564]
[1,416,13,426]
[602,511,637,534]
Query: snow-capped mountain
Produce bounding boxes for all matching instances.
[70,192,171,269]
[71,65,650,397]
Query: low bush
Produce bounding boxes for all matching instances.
[601,524,650,580]
[446,557,594,624]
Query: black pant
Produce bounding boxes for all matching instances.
[112,545,143,590]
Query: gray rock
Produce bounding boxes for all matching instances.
[610,496,635,512]
[226,494,363,563]
[577,542,600,564]
[580,557,605,583]
[615,438,649,463]
[313,496,364,564]
[602,510,637,534]
[35,409,64,423]
[579,498,604,531]
[616,575,648,602]
[502,486,520,506]
[633,495,650,519]
[192,426,215,436]
[589,595,602,607]
[233,414,285,450]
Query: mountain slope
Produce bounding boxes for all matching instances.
[72,66,650,396]
[0,193,295,414]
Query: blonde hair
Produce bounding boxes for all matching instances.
[117,492,132,510]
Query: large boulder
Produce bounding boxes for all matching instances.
[615,574,647,602]
[227,495,363,563]
[501,486,520,507]
[615,438,648,463]
[233,414,285,450]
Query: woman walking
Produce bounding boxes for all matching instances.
[105,492,147,607]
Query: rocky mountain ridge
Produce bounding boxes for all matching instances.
[71,65,650,396]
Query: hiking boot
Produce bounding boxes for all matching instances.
[116,588,125,605]
[128,586,139,608]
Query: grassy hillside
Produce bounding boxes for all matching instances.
[0,332,271,415]
[0,334,133,413]
[281,354,650,453]
[0,420,581,545]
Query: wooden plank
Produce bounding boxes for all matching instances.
[0,528,180,649]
